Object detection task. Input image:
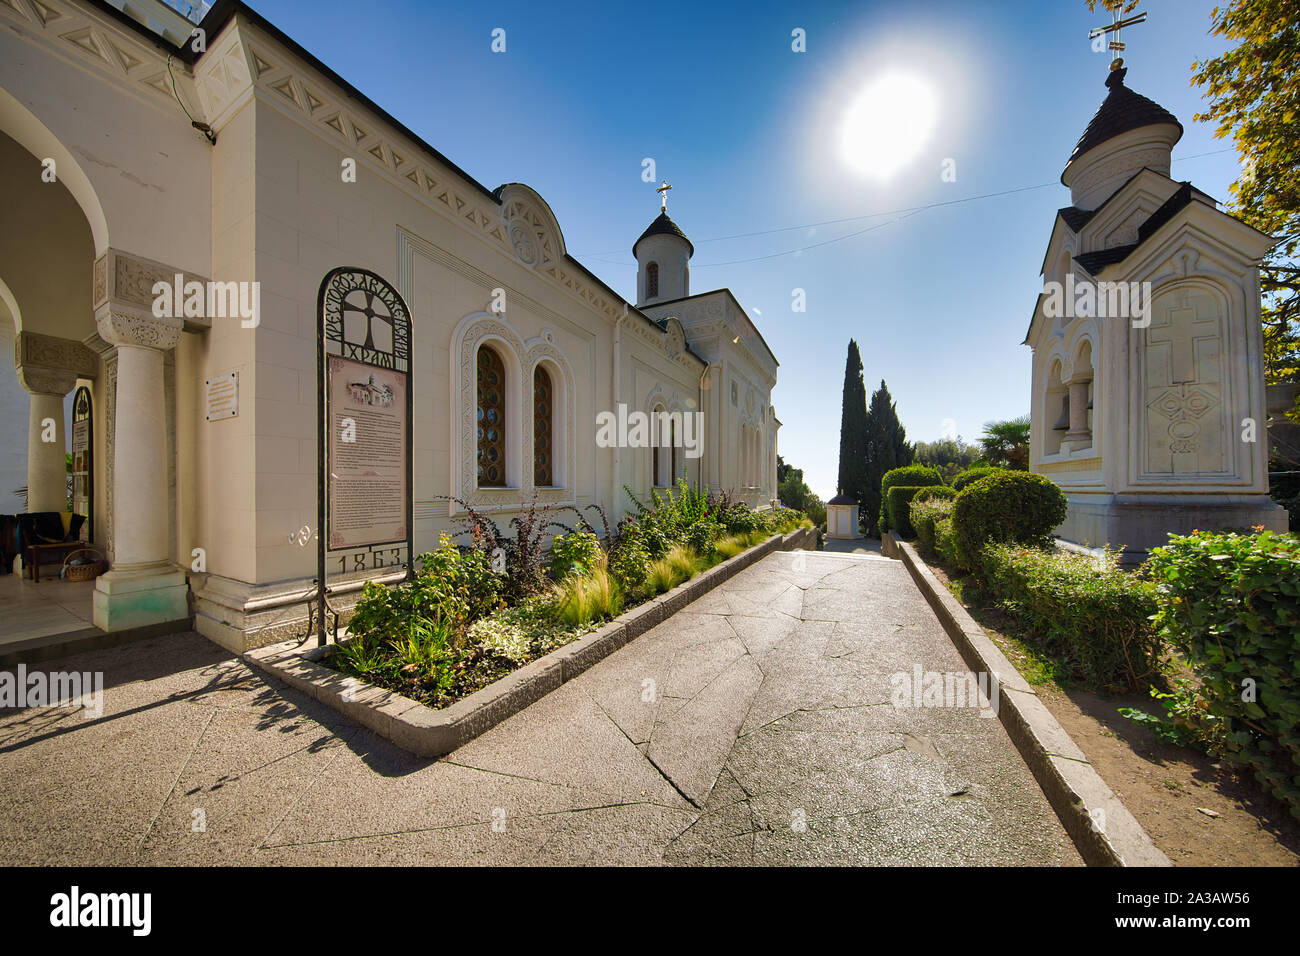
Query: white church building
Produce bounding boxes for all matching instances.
[0,0,780,652]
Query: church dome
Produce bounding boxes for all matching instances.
[1061,65,1183,211]
[633,212,694,258]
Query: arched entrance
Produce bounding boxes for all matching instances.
[0,127,104,651]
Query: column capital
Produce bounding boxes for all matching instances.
[96,308,183,351]
[16,365,78,396]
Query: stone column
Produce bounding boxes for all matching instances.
[17,367,77,513]
[1063,378,1092,452]
[92,309,188,632]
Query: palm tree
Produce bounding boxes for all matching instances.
[979,416,1031,470]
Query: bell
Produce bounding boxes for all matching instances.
[1052,395,1070,431]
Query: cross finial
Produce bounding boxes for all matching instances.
[657,179,673,213]
[1089,5,1147,71]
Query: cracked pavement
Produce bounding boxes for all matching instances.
[0,550,1081,865]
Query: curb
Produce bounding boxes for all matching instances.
[890,538,1171,868]
[244,526,816,759]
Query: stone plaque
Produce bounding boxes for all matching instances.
[205,371,238,422]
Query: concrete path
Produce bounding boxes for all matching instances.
[0,550,1080,865]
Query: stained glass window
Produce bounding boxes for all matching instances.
[534,365,553,487]
[477,345,505,487]
[647,261,659,299]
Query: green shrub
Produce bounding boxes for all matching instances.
[468,600,579,664]
[952,466,1005,492]
[549,530,603,580]
[686,516,723,559]
[719,503,768,536]
[1146,529,1300,817]
[952,471,1067,572]
[880,465,943,532]
[350,534,502,640]
[980,543,1159,690]
[911,498,955,553]
[608,524,650,593]
[934,516,959,567]
[886,486,929,538]
[913,486,957,505]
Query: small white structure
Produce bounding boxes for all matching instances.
[825,491,861,540]
[1025,61,1288,563]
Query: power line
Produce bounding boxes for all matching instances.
[573,147,1238,267]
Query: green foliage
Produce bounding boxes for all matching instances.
[349,534,502,642]
[863,380,912,536]
[952,471,1067,571]
[549,530,602,581]
[552,563,623,628]
[836,340,871,513]
[1146,529,1300,817]
[978,417,1031,470]
[911,497,955,554]
[934,516,959,567]
[777,455,826,527]
[879,465,942,533]
[913,437,980,483]
[912,485,957,505]
[1185,0,1300,386]
[886,486,928,538]
[608,523,650,593]
[951,466,1006,492]
[979,543,1160,690]
[718,503,768,536]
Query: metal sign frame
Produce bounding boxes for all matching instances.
[71,385,93,543]
[316,267,414,646]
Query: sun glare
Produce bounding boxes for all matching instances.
[840,72,938,181]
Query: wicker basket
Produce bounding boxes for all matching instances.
[62,548,105,582]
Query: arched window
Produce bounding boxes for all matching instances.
[646,261,659,299]
[534,364,553,487]
[476,344,506,486]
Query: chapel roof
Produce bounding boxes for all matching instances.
[826,493,857,506]
[633,212,695,258]
[1063,66,1183,175]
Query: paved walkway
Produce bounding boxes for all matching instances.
[0,550,1080,865]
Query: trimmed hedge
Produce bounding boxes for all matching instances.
[887,486,932,538]
[981,543,1159,690]
[952,471,1067,571]
[880,465,943,532]
[934,516,959,567]
[913,486,957,505]
[1146,530,1300,818]
[911,497,955,553]
[952,466,1005,492]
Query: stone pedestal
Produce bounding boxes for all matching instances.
[92,309,189,631]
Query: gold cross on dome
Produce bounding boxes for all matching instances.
[657,180,673,212]
[1089,6,1147,63]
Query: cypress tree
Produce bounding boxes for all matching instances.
[864,380,909,536]
[836,341,869,519]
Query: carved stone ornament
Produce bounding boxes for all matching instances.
[96,309,184,351]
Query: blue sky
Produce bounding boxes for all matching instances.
[248,0,1243,500]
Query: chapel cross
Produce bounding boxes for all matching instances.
[1149,307,1218,384]
[657,180,673,212]
[1088,6,1147,65]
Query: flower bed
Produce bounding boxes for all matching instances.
[321,481,811,710]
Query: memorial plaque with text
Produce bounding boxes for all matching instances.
[327,356,407,548]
